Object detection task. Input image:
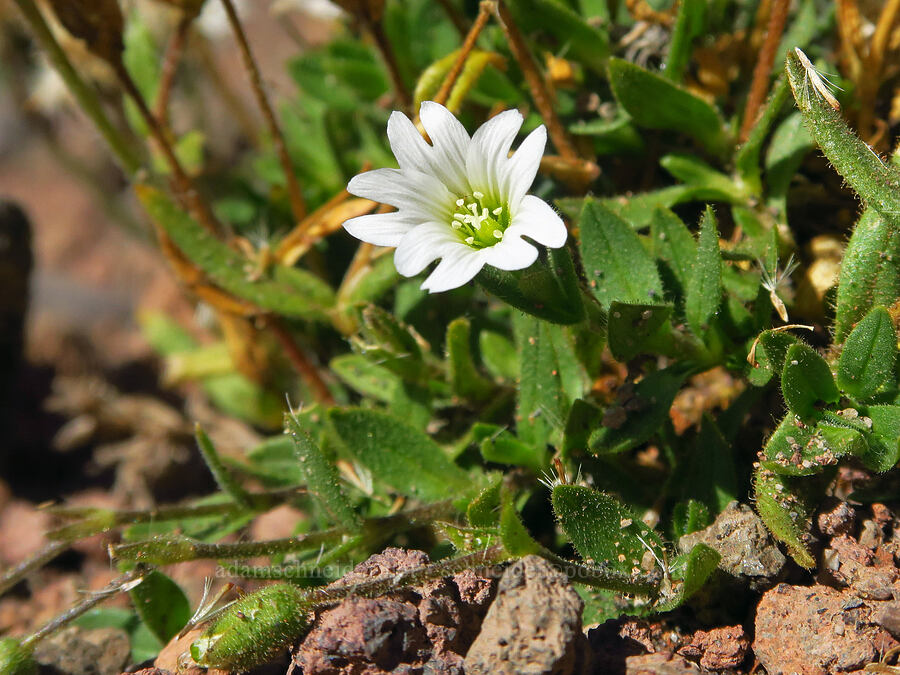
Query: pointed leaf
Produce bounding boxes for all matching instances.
[579,199,664,306]
[590,367,687,454]
[754,467,817,568]
[327,408,469,501]
[447,318,496,404]
[655,543,720,612]
[834,209,900,341]
[608,58,729,156]
[837,306,897,399]
[781,343,839,421]
[685,207,722,336]
[748,330,800,386]
[129,571,190,644]
[607,302,673,361]
[552,485,664,575]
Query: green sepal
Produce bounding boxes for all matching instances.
[191,584,309,670]
[747,329,800,386]
[477,247,584,325]
[446,318,496,404]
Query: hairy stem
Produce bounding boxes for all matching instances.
[432,2,493,107]
[739,0,789,142]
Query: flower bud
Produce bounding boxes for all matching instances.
[0,638,38,675]
[190,583,309,670]
[46,0,124,66]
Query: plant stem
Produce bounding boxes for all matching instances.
[739,0,789,142]
[113,60,222,235]
[436,0,470,38]
[154,11,193,130]
[368,19,412,110]
[494,1,579,161]
[219,0,307,223]
[195,424,254,508]
[433,2,493,107]
[20,567,147,650]
[266,317,336,406]
[0,541,69,598]
[13,0,143,175]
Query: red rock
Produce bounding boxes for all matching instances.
[678,625,749,671]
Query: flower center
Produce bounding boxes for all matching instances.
[450,191,510,249]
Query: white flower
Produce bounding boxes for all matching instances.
[343,102,568,293]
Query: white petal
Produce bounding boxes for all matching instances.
[387,110,431,172]
[348,168,453,221]
[466,109,523,199]
[507,195,568,248]
[419,102,470,194]
[482,235,538,270]
[503,125,546,208]
[421,245,487,292]
[394,222,459,277]
[342,211,416,247]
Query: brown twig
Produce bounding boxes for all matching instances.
[266,317,335,406]
[194,35,261,142]
[113,61,221,235]
[494,1,579,161]
[433,2,493,107]
[154,11,192,130]
[219,0,307,223]
[368,19,412,111]
[739,0,789,142]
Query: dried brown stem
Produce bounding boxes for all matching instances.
[113,61,221,235]
[368,19,412,111]
[219,0,307,223]
[154,12,192,130]
[433,2,493,107]
[266,316,336,406]
[494,1,579,161]
[739,0,789,142]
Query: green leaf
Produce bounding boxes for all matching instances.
[607,302,673,361]
[477,248,584,325]
[608,58,729,156]
[327,408,469,501]
[136,186,335,320]
[762,415,865,476]
[660,154,749,204]
[786,50,900,225]
[748,329,801,386]
[437,522,498,553]
[655,543,720,612]
[682,416,738,512]
[499,489,540,556]
[505,0,609,74]
[590,367,687,454]
[480,427,546,474]
[753,467,817,568]
[650,207,695,301]
[515,315,566,448]
[663,0,705,83]
[685,207,722,337]
[562,398,604,457]
[129,571,191,644]
[467,477,502,527]
[781,343,839,421]
[861,405,900,472]
[447,318,496,404]
[838,307,897,399]
[330,354,402,403]
[286,413,361,530]
[552,485,664,574]
[672,500,710,538]
[834,210,900,344]
[479,330,519,381]
[579,199,664,307]
[734,78,789,195]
